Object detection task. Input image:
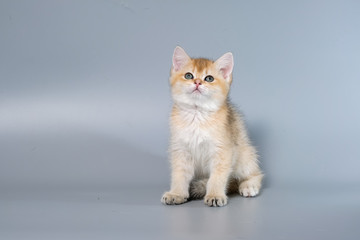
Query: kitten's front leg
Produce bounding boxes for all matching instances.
[161,150,194,205]
[204,149,232,207]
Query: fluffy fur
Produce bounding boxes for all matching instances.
[161,46,263,207]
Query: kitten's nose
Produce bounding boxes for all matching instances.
[194,79,202,87]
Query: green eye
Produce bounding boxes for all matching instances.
[204,75,214,82]
[184,72,194,80]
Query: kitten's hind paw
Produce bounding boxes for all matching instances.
[239,186,259,197]
[239,175,262,197]
[204,194,228,207]
[161,192,188,205]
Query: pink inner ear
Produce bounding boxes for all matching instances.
[220,66,232,79]
[216,52,234,80]
[173,47,190,71]
[173,58,184,71]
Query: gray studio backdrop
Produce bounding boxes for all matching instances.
[1,0,360,191]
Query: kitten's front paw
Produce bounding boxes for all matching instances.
[239,183,260,197]
[161,192,188,205]
[204,194,228,207]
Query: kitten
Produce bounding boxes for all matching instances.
[161,46,263,207]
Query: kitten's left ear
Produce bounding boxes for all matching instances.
[215,52,234,81]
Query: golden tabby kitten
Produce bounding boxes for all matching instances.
[161,46,263,207]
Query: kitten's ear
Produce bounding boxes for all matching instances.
[172,46,191,71]
[215,52,234,81]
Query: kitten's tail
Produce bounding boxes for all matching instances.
[189,178,208,199]
[189,178,240,199]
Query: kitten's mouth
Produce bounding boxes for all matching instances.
[192,87,202,94]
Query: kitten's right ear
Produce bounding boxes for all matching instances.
[172,46,190,71]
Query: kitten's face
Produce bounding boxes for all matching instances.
[169,47,234,111]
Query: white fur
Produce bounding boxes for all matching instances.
[170,108,217,179]
[170,79,223,179]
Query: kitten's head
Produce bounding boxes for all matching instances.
[169,46,234,111]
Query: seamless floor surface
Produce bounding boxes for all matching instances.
[1,185,360,240]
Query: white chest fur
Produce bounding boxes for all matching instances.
[172,109,217,177]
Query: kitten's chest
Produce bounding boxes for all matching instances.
[173,111,216,159]
[180,123,210,149]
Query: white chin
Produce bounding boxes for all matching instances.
[191,91,203,97]
[173,93,221,111]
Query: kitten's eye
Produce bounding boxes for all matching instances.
[184,72,194,80]
[204,75,214,82]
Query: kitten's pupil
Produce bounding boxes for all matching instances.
[184,72,194,80]
[204,75,214,82]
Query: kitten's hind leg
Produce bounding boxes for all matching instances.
[239,174,263,197]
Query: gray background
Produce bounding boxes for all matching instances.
[1,0,360,239]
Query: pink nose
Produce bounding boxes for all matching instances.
[194,79,202,87]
